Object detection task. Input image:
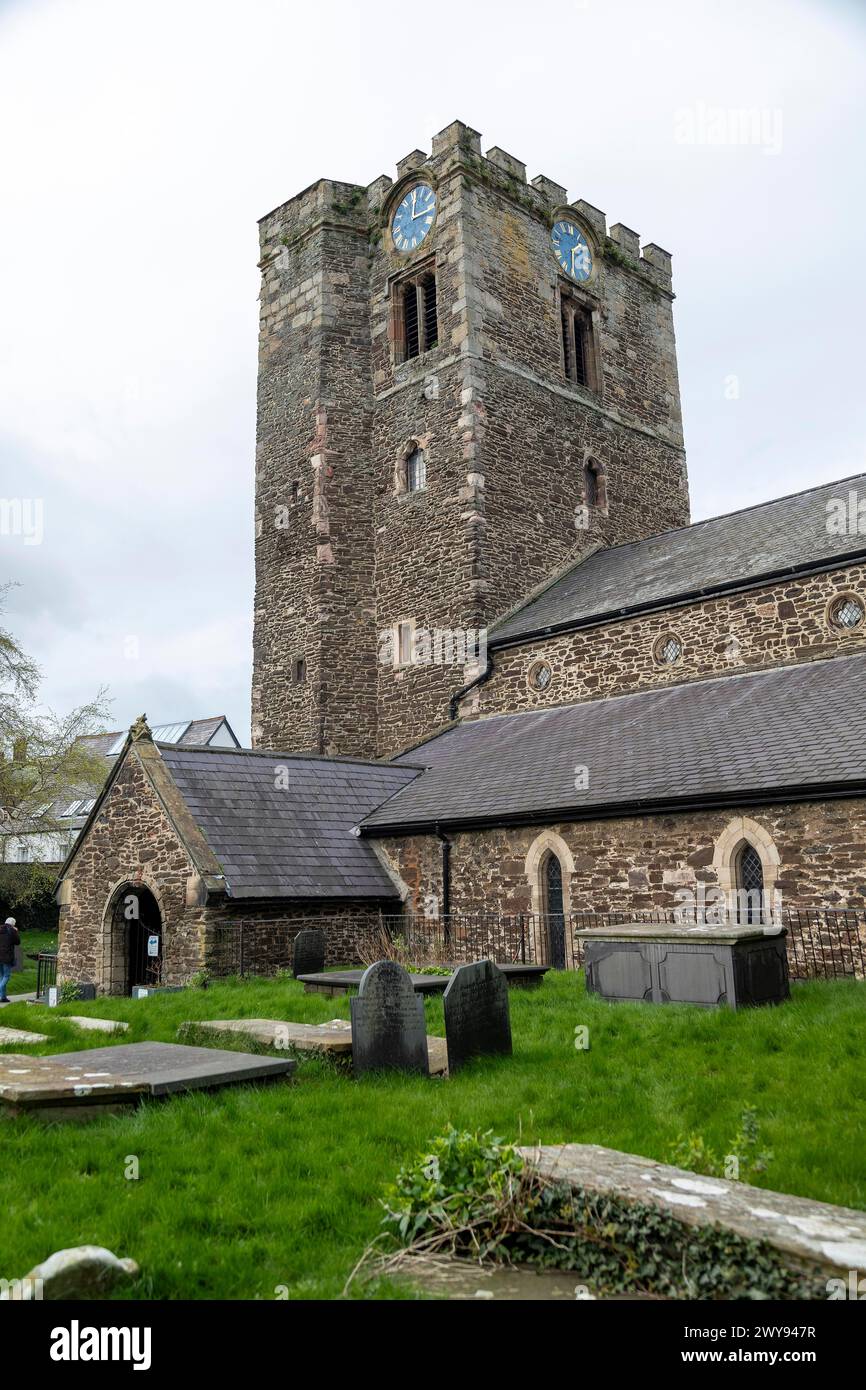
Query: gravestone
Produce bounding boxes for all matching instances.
[47,983,96,1007]
[292,928,326,978]
[443,960,512,1073]
[350,961,429,1077]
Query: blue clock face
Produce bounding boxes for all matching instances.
[391,184,437,252]
[551,220,593,282]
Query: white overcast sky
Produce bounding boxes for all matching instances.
[1,0,864,744]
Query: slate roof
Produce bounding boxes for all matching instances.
[361,651,866,832]
[491,473,866,644]
[157,745,421,899]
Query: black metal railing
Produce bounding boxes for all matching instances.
[36,951,58,998]
[203,906,866,984]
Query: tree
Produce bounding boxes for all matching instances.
[0,582,40,741]
[0,586,112,861]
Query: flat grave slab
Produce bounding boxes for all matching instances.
[0,1026,49,1046]
[0,1041,295,1118]
[181,1017,449,1075]
[64,1016,129,1035]
[181,1017,354,1057]
[298,963,548,996]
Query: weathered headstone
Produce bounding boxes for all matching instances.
[443,960,512,1073]
[292,928,326,978]
[350,961,429,1077]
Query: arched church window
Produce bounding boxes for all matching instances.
[543,852,567,969]
[736,842,764,923]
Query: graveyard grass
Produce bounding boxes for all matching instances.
[2,972,865,1300]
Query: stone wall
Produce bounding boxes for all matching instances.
[467,563,866,719]
[57,752,202,989]
[253,180,378,758]
[204,901,388,975]
[373,795,866,920]
[253,121,690,760]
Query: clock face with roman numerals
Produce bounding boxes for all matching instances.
[551,220,593,282]
[391,184,437,252]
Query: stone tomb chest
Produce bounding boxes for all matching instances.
[577,923,789,1009]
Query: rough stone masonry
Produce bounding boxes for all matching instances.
[252,120,688,760]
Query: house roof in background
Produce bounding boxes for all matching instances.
[95,716,240,758]
[490,474,866,645]
[361,651,866,832]
[41,718,242,834]
[157,745,421,899]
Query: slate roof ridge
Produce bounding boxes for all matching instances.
[489,469,866,640]
[157,742,427,771]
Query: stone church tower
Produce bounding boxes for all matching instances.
[252,121,689,759]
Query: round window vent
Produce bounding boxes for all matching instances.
[528,660,553,692]
[654,633,683,666]
[829,594,865,631]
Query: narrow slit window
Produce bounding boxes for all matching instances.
[584,461,598,508]
[406,447,426,493]
[397,621,414,667]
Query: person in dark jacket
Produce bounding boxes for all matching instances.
[0,917,20,1003]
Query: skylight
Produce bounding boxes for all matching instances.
[107,721,192,755]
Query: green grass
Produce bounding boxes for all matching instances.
[1,973,864,1299]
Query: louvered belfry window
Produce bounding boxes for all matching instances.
[404,281,420,358]
[561,296,594,389]
[396,267,438,362]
